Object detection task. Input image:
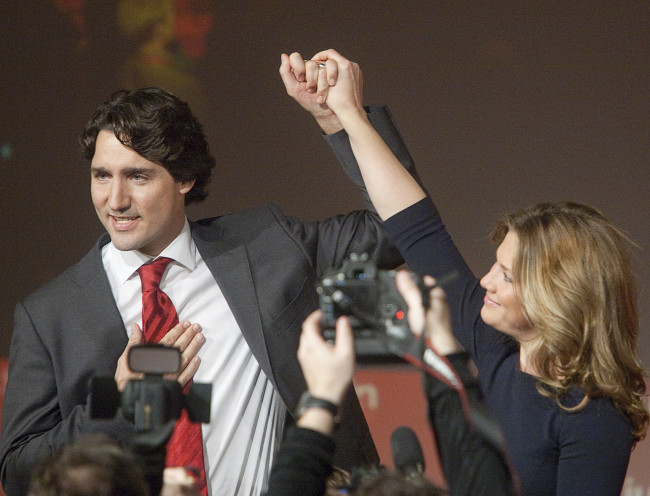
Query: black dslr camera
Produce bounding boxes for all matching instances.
[317,253,416,360]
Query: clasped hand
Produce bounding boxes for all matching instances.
[279,48,366,134]
[114,321,204,392]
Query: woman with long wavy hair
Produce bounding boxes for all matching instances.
[301,49,649,495]
[489,202,647,440]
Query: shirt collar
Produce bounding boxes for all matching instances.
[108,218,196,285]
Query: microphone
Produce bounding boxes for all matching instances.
[390,426,425,479]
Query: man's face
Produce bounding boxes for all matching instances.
[91,130,194,256]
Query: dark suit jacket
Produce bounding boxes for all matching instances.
[0,105,418,496]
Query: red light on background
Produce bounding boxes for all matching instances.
[395,310,405,320]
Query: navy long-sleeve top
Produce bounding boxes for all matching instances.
[383,196,633,496]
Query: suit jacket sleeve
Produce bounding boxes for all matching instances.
[323,104,428,212]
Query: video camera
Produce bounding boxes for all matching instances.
[90,345,211,430]
[317,253,418,361]
[90,345,211,495]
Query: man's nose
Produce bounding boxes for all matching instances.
[107,179,130,212]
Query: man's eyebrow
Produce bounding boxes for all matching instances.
[91,166,156,175]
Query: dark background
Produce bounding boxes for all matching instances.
[1,1,648,365]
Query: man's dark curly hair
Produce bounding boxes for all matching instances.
[79,87,216,205]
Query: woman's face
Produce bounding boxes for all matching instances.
[480,231,534,340]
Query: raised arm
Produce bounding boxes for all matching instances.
[280,49,427,218]
[309,49,427,220]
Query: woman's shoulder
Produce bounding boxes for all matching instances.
[554,389,634,446]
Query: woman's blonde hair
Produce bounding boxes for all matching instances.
[490,201,648,443]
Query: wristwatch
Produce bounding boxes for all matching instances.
[294,391,340,423]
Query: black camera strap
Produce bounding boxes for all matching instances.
[392,337,473,426]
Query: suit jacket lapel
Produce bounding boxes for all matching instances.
[71,233,129,360]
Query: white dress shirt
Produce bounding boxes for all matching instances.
[102,219,286,496]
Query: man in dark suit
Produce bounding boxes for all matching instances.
[0,53,420,496]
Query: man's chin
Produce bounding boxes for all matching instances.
[108,232,143,252]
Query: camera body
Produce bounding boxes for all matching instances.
[90,345,211,431]
[317,254,414,359]
[90,345,212,496]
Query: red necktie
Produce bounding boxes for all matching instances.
[138,257,208,496]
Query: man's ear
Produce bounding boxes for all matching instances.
[178,179,196,195]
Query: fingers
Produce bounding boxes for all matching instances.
[303,60,322,93]
[128,322,144,347]
[278,53,295,93]
[315,64,329,104]
[423,280,463,355]
[286,51,307,83]
[157,321,204,387]
[325,315,355,402]
[311,49,350,88]
[163,467,198,496]
[298,310,324,365]
[334,315,354,358]
[299,310,353,357]
[174,354,201,390]
[157,321,195,348]
[310,49,364,121]
[114,324,145,392]
[428,285,448,312]
[116,322,205,390]
[321,58,339,87]
[310,55,340,105]
[396,271,426,336]
[281,52,319,92]
[279,52,311,101]
[174,325,204,387]
[312,48,344,69]
[298,310,354,405]
[281,51,338,97]
[280,49,349,132]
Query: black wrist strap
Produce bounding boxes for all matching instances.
[295,391,340,422]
